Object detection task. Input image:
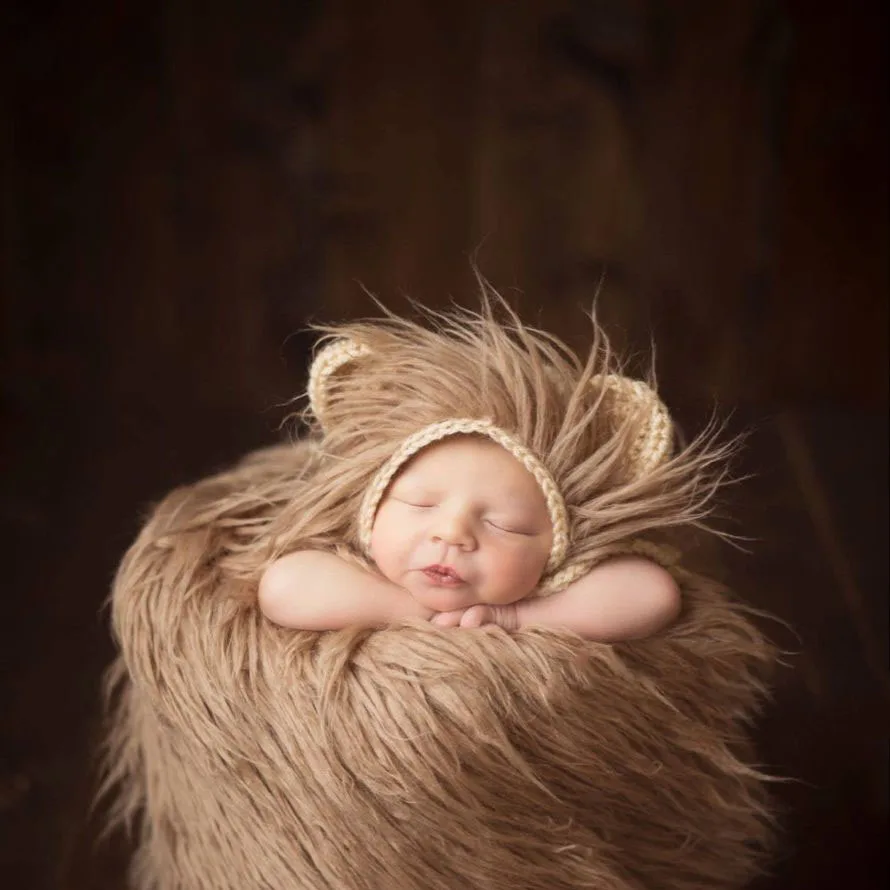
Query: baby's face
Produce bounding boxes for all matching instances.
[369,436,553,612]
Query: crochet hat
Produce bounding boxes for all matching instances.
[307,334,674,593]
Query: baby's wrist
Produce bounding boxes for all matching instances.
[495,602,522,631]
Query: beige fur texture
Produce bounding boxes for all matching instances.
[101,300,777,889]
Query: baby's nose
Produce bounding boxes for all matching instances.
[431,511,475,548]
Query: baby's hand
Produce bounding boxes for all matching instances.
[459,604,518,630]
[430,604,520,631]
[429,609,466,628]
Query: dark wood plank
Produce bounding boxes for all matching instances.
[1,1,886,888]
[716,411,889,890]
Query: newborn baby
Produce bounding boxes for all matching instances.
[259,433,680,641]
[254,299,713,642]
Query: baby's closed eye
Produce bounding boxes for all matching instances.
[484,519,534,536]
[391,495,436,509]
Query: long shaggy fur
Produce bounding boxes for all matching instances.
[101,298,777,890]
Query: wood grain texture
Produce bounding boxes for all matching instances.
[1,1,886,888]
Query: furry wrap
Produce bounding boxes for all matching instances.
[103,441,775,890]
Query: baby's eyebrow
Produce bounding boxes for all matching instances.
[389,480,438,497]
[391,478,541,512]
[495,490,539,509]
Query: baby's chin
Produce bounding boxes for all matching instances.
[405,577,481,613]
[405,575,533,613]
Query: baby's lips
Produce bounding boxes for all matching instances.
[422,564,463,581]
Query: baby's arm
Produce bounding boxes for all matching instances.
[516,556,681,640]
[259,551,433,630]
[452,556,680,641]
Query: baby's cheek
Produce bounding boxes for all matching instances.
[369,522,397,577]
[370,515,416,580]
[486,549,544,603]
[514,548,549,591]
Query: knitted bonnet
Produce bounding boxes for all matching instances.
[305,312,675,594]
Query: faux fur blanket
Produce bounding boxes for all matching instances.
[103,441,775,890]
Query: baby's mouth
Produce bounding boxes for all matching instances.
[421,564,464,585]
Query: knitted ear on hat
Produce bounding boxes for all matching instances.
[591,373,673,479]
[307,338,371,429]
[536,374,674,595]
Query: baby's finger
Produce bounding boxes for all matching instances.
[459,605,492,628]
[431,610,463,628]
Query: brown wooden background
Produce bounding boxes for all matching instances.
[1,1,887,888]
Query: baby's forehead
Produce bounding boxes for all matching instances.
[396,434,514,474]
[392,435,543,499]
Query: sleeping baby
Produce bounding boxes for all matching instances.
[260,433,680,640]
[258,297,722,642]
